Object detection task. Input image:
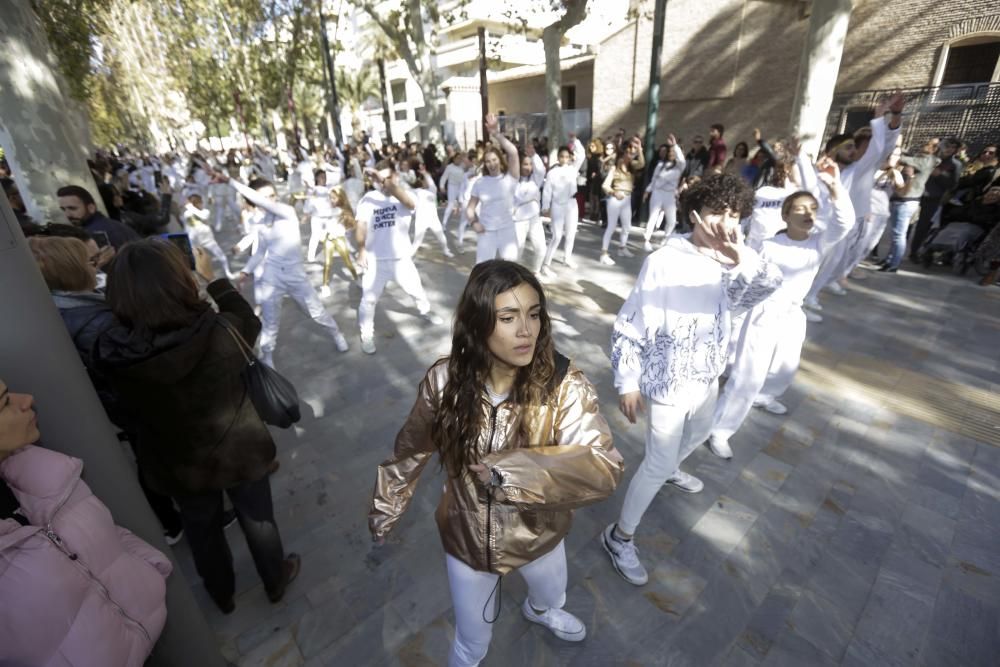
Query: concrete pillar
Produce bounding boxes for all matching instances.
[0,2,101,222]
[789,0,854,157]
[0,192,227,666]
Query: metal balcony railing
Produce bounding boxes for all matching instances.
[825,81,1000,153]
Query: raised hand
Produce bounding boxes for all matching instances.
[753,128,762,143]
[667,133,677,147]
[485,113,500,136]
[692,210,742,265]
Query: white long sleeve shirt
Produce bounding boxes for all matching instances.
[540,139,585,210]
[439,163,466,200]
[512,178,541,222]
[530,153,546,190]
[645,148,686,195]
[611,236,782,404]
[841,116,900,221]
[232,180,304,274]
[758,191,855,309]
[304,185,336,219]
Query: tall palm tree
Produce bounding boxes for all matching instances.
[335,68,381,138]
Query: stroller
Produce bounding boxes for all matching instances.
[917,222,985,275]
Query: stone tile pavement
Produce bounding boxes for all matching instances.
[174,216,1000,666]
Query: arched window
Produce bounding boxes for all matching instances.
[934,33,1000,86]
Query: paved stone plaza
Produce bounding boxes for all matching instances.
[175,219,1000,666]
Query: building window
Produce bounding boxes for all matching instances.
[562,85,576,110]
[941,40,1000,85]
[391,81,407,104]
[394,109,407,121]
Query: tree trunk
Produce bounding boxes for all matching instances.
[542,0,589,148]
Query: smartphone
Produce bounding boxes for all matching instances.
[92,231,111,248]
[161,232,196,270]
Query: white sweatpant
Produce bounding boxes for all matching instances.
[808,216,861,299]
[197,238,233,278]
[515,216,547,273]
[475,225,520,264]
[258,263,343,366]
[212,191,240,232]
[602,196,633,251]
[841,214,889,278]
[307,216,334,263]
[413,201,451,255]
[442,196,461,231]
[711,305,806,439]
[358,256,431,338]
[644,190,678,241]
[618,381,718,535]
[542,201,579,267]
[447,541,568,667]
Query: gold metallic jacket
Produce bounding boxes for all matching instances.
[369,359,623,574]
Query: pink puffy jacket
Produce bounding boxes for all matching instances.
[0,445,172,666]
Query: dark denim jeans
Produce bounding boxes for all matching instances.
[175,474,285,603]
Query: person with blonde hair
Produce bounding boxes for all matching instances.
[318,185,360,298]
[466,114,521,264]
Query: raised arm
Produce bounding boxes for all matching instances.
[228,178,297,219]
[571,136,586,172]
[486,113,519,180]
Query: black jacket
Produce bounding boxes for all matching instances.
[93,280,275,496]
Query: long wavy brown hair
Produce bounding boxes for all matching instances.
[432,260,556,478]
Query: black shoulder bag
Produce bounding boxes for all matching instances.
[219,318,301,428]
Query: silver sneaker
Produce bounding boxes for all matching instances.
[360,334,376,355]
[665,470,704,493]
[521,599,586,642]
[601,523,649,585]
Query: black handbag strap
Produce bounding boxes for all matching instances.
[218,317,255,365]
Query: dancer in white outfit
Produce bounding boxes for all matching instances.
[707,162,854,460]
[182,195,235,279]
[228,175,349,366]
[805,93,904,308]
[455,154,479,254]
[407,161,453,257]
[467,114,521,265]
[512,155,546,274]
[439,153,467,232]
[303,170,337,263]
[541,137,587,271]
[602,174,782,586]
[356,162,443,355]
[642,136,686,251]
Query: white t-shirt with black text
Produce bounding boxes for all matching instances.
[357,190,414,260]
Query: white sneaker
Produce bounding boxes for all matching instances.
[804,308,823,323]
[360,334,376,355]
[599,253,616,266]
[539,265,557,278]
[825,282,847,296]
[753,397,788,415]
[619,246,634,258]
[708,435,733,460]
[665,470,704,493]
[318,285,332,299]
[333,333,349,353]
[421,312,444,326]
[804,297,823,311]
[443,248,455,258]
[564,257,578,269]
[643,240,654,252]
[601,523,648,585]
[521,599,586,642]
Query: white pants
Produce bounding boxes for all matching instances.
[196,238,233,278]
[258,263,343,366]
[515,216,547,272]
[475,225,520,264]
[447,541,568,667]
[542,201,579,267]
[307,216,333,262]
[644,190,678,241]
[712,305,805,439]
[602,196,633,251]
[841,214,889,277]
[413,200,451,255]
[618,381,718,535]
[808,216,861,299]
[359,256,431,337]
[212,191,239,232]
[442,195,461,230]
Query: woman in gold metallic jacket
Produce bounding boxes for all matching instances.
[369,260,623,666]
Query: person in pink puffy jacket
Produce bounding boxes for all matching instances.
[0,377,172,666]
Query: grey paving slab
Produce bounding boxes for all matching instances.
[179,221,1000,665]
